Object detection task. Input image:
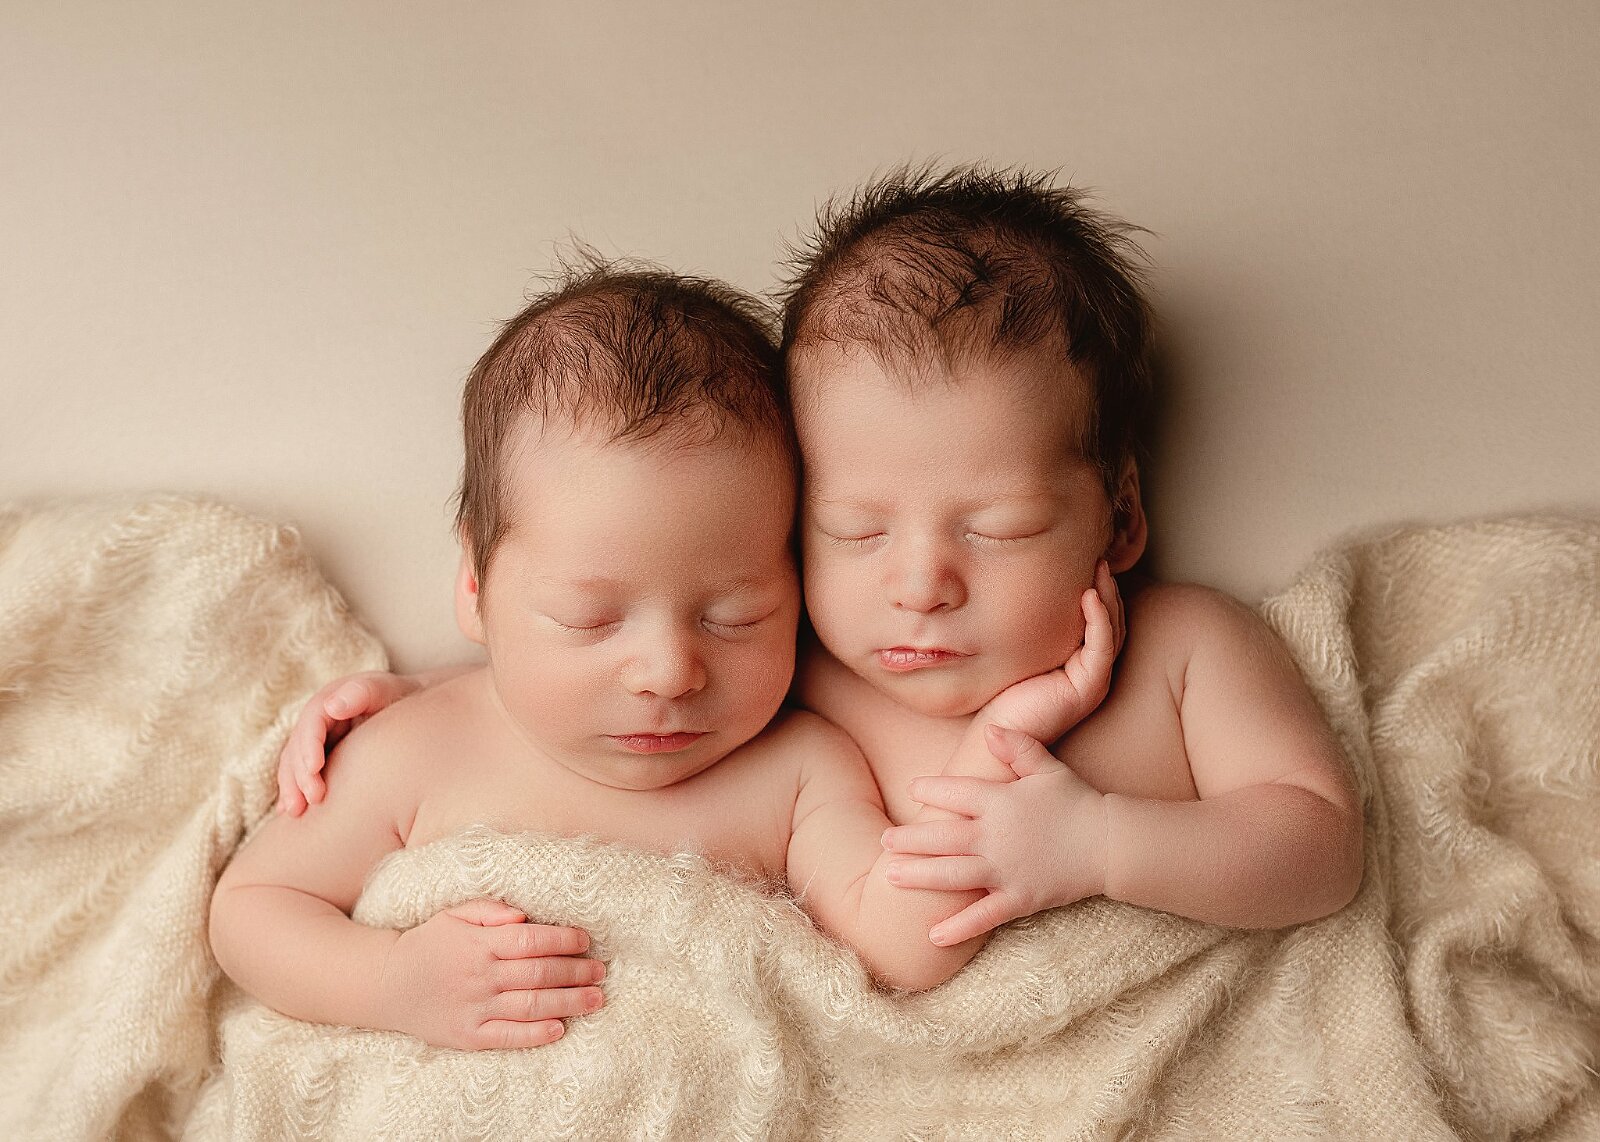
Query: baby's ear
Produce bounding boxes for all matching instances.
[454,551,487,645]
[1105,462,1148,573]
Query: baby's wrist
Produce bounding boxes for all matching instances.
[369,928,409,1034]
[1039,789,1113,910]
[978,684,1074,746]
[1089,792,1116,903]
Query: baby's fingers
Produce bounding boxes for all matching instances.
[928,891,1027,947]
[471,1019,566,1051]
[488,985,605,1023]
[1097,558,1127,656]
[886,856,993,892]
[1062,584,1116,702]
[447,898,529,927]
[491,922,591,959]
[323,680,373,721]
[906,775,999,817]
[881,819,979,856]
[494,955,606,991]
[984,724,1067,777]
[274,757,306,816]
[324,671,413,720]
[297,749,327,805]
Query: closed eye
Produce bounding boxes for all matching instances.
[703,609,777,635]
[823,532,885,547]
[548,617,620,634]
[965,530,1046,546]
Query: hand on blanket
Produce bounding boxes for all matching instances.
[377,898,606,1051]
[980,561,1124,744]
[276,671,420,816]
[885,726,1109,946]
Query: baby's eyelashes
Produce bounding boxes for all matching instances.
[963,530,1043,546]
[547,616,621,634]
[821,532,885,547]
[701,613,771,635]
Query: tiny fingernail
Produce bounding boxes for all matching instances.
[929,928,948,946]
[326,698,350,717]
[586,988,605,1010]
[591,963,607,983]
[886,864,902,883]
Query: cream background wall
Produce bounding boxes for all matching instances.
[4,2,1597,672]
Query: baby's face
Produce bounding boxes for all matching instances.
[461,419,800,791]
[793,344,1121,719]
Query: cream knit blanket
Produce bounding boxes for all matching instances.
[1,497,1596,1140]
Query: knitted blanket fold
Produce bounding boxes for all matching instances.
[2,499,1597,1140]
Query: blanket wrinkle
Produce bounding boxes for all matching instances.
[1,495,1597,1140]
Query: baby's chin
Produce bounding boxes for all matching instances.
[868,656,1068,721]
[868,671,994,721]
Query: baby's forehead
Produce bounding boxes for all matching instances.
[500,418,795,525]
[493,425,797,581]
[794,335,1089,405]
[793,341,1094,449]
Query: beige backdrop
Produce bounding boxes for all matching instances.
[4,2,1597,672]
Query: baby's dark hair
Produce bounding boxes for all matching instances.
[453,253,792,584]
[778,163,1155,502]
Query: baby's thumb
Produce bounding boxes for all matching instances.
[324,681,369,719]
[445,898,527,926]
[984,723,1065,778]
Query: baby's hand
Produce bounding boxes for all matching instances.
[980,560,1124,745]
[275,671,421,816]
[885,725,1108,946]
[377,898,606,1051]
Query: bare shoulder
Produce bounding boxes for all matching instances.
[216,684,466,913]
[760,707,880,818]
[316,670,485,841]
[329,686,441,790]
[760,706,862,759]
[1127,580,1263,638]
[1124,581,1291,682]
[1133,581,1351,806]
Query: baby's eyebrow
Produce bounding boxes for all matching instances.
[531,575,619,592]
[808,495,892,512]
[533,573,784,597]
[809,489,1064,511]
[707,573,791,597]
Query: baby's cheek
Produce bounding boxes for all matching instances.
[995,569,1087,662]
[800,560,863,633]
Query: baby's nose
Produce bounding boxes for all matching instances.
[622,633,707,699]
[889,546,967,613]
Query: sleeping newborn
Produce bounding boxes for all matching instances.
[270,165,1362,1050]
[210,259,1119,1051]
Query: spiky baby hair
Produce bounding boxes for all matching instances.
[454,251,792,584]
[778,163,1156,498]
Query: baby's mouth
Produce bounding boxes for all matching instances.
[876,647,970,672]
[607,732,706,754]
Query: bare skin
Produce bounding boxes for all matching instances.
[271,344,1363,985]
[214,421,1121,1052]
[792,344,1362,943]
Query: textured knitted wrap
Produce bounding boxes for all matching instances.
[1,497,1596,1140]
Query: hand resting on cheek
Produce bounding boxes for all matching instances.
[882,565,1122,946]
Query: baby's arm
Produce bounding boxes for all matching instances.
[893,586,1364,933]
[276,664,476,815]
[880,566,1121,943]
[212,717,603,1049]
[784,714,989,992]
[1089,587,1364,928]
